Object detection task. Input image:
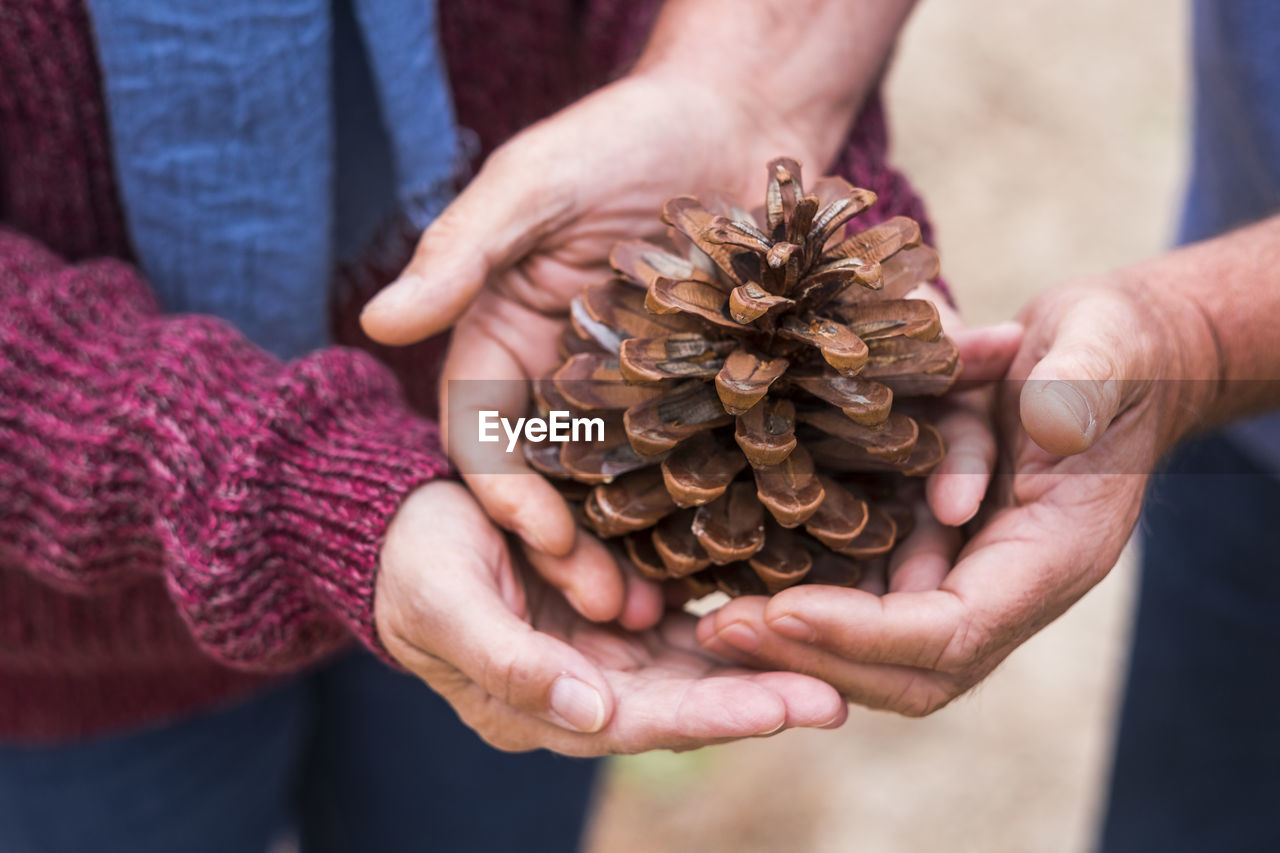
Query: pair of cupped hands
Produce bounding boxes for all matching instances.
[358,74,1213,756]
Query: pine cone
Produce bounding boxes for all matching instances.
[527,158,958,598]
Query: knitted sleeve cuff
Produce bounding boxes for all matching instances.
[167,348,452,671]
[1,228,451,671]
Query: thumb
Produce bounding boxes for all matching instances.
[426,579,616,736]
[1019,297,1147,456]
[382,484,615,734]
[360,151,549,346]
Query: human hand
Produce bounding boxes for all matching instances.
[375,480,847,754]
[697,278,1217,716]
[917,291,1025,529]
[358,68,861,562]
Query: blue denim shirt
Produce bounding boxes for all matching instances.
[87,0,462,360]
[1183,1,1280,469]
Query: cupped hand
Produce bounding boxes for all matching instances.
[359,71,840,567]
[697,278,1218,716]
[375,481,847,755]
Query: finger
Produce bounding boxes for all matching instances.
[1019,300,1147,456]
[925,390,996,526]
[423,605,841,755]
[919,320,1016,525]
[724,472,1142,696]
[646,614,846,731]
[914,281,962,328]
[758,584,967,671]
[462,612,847,755]
[951,322,1024,388]
[761,478,1132,675]
[408,577,614,735]
[441,300,577,556]
[384,491,613,734]
[746,672,849,730]
[522,532,625,623]
[491,661,842,754]
[360,149,559,345]
[593,617,847,745]
[854,558,888,595]
[617,565,666,632]
[463,471,577,557]
[612,675,787,749]
[887,504,960,593]
[506,681,789,755]
[430,673,791,756]
[696,598,956,717]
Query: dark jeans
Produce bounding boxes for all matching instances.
[0,651,599,853]
[1099,433,1280,851]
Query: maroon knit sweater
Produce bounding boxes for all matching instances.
[0,0,933,742]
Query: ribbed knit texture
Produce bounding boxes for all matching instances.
[0,0,936,742]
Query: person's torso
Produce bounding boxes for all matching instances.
[1185,0,1280,470]
[1184,0,1280,241]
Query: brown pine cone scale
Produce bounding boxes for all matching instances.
[528,158,959,599]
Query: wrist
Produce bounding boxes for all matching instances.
[630,0,916,172]
[374,480,450,666]
[1115,268,1224,452]
[620,66,842,176]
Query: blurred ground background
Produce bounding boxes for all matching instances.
[586,2,1189,851]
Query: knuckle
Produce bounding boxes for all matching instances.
[466,703,537,753]
[424,676,542,753]
[480,654,518,708]
[885,676,962,719]
[414,209,460,254]
[937,615,990,674]
[480,651,547,715]
[479,139,521,177]
[479,728,536,753]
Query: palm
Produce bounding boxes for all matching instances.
[928,382,1159,674]
[946,292,1167,614]
[377,482,844,756]
[447,71,811,387]
[693,304,1164,716]
[402,549,842,757]
[432,74,824,550]
[519,574,843,754]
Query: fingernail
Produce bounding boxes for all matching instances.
[769,615,815,642]
[1042,380,1095,439]
[361,273,426,318]
[819,712,846,730]
[955,493,982,526]
[549,676,606,733]
[756,718,787,736]
[716,622,760,653]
